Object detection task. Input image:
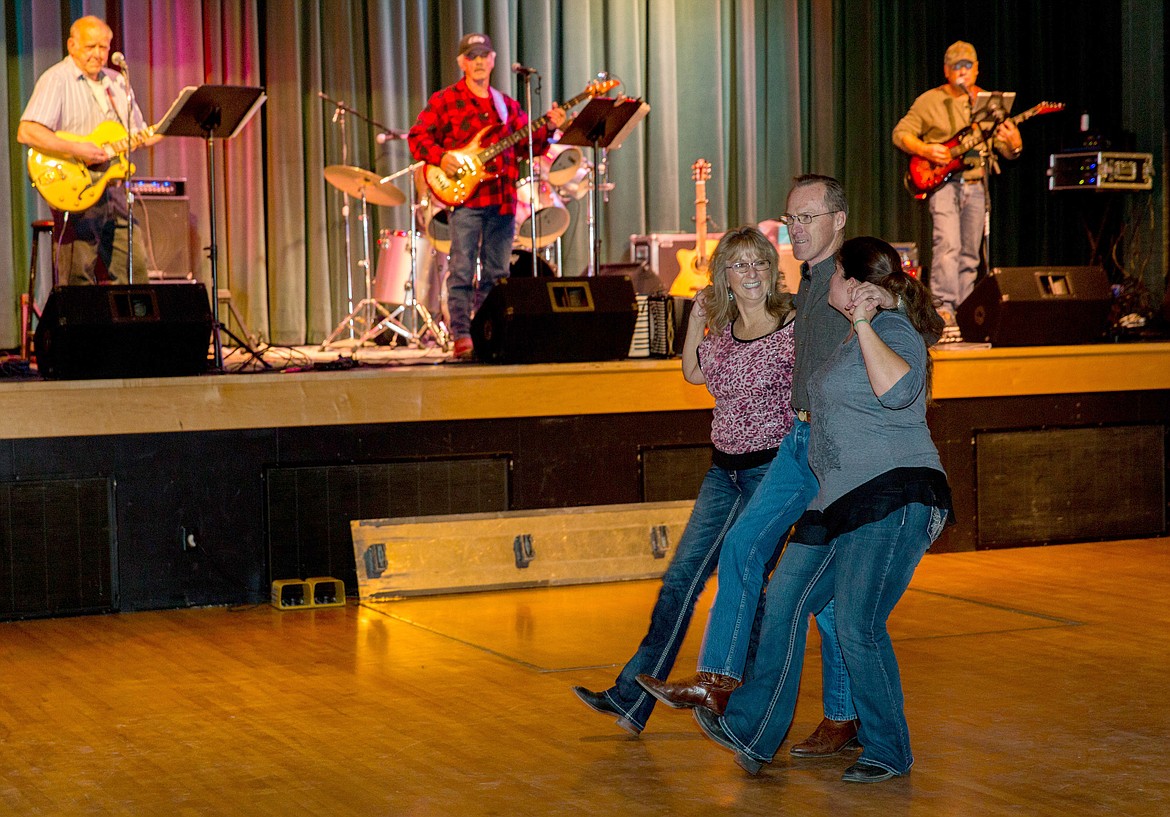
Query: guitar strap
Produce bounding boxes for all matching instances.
[489,88,508,125]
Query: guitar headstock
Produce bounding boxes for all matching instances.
[692,158,712,182]
[1034,101,1065,115]
[586,78,621,97]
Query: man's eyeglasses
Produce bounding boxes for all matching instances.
[725,259,772,273]
[778,211,839,226]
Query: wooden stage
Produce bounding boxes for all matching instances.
[1,536,1166,815]
[0,341,1168,617]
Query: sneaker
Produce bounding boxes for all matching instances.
[452,337,474,360]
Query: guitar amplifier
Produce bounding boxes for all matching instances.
[128,178,196,280]
[1048,152,1154,191]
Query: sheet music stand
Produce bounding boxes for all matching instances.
[968,91,1016,278]
[972,91,1016,125]
[156,85,267,370]
[558,97,649,275]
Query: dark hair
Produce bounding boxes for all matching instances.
[793,173,847,217]
[838,236,945,396]
[701,226,793,333]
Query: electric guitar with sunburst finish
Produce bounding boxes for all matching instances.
[422,78,618,207]
[27,120,158,212]
[903,101,1064,199]
[669,159,717,297]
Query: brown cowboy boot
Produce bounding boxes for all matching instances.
[635,671,740,716]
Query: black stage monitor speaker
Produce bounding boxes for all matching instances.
[34,284,213,379]
[598,261,663,295]
[471,275,639,364]
[956,266,1112,346]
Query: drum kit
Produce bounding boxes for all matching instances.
[321,141,594,349]
[317,92,597,351]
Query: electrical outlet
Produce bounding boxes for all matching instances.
[179,526,198,551]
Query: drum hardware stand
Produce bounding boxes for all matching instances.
[154,84,267,371]
[318,91,361,335]
[321,184,409,348]
[357,161,448,348]
[557,90,650,275]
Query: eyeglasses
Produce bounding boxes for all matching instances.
[725,259,772,273]
[949,60,974,71]
[778,211,839,226]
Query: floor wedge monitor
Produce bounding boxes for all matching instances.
[35,284,213,379]
[471,275,639,364]
[956,266,1112,346]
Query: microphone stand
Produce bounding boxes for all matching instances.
[318,92,405,339]
[116,61,136,284]
[517,70,539,276]
[970,90,1003,279]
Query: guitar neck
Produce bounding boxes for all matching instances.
[694,181,708,267]
[954,105,1041,156]
[478,87,596,163]
[107,125,156,157]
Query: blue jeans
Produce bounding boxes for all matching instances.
[697,421,856,722]
[604,460,770,732]
[928,178,984,313]
[719,502,947,774]
[447,204,515,338]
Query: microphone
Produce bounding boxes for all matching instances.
[375,131,405,144]
[111,51,127,71]
[511,63,538,76]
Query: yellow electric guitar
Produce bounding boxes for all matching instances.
[669,158,717,297]
[27,120,157,212]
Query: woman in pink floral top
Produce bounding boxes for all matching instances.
[573,226,796,734]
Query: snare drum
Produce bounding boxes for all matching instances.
[373,230,419,304]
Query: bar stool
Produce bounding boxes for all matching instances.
[22,219,57,359]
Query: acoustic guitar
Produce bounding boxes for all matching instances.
[422,78,618,207]
[903,101,1064,199]
[27,120,158,212]
[669,158,717,297]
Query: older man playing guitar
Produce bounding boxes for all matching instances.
[18,15,162,286]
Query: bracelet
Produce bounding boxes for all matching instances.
[853,317,870,327]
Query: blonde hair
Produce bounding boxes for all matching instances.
[701,226,793,333]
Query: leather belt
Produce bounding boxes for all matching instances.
[796,410,812,423]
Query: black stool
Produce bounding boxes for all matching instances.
[22,219,56,359]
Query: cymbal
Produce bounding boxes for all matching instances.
[323,164,405,207]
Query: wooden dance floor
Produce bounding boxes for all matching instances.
[1,536,1166,816]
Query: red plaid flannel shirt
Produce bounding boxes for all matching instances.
[408,78,552,215]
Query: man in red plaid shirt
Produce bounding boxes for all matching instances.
[409,32,566,360]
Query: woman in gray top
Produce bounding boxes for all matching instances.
[692,236,953,784]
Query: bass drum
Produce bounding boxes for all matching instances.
[514,177,569,250]
[509,249,556,278]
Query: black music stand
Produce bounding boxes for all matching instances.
[156,84,266,370]
[558,97,649,275]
